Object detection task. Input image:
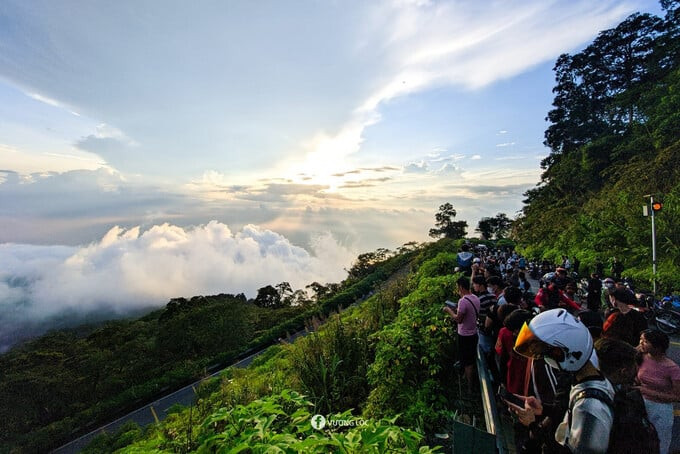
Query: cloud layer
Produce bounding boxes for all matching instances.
[0,0,642,178]
[0,222,355,351]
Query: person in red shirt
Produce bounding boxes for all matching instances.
[534,275,580,313]
[495,309,533,394]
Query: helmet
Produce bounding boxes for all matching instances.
[473,257,481,264]
[542,272,556,283]
[603,277,615,288]
[514,309,593,372]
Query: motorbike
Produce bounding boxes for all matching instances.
[634,293,680,335]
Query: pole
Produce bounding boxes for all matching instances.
[650,195,658,297]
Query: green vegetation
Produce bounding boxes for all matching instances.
[514,2,680,292]
[68,239,479,453]
[0,294,305,453]
[428,203,468,239]
[0,244,436,453]
[7,2,680,452]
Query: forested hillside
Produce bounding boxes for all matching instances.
[5,2,680,453]
[515,1,680,291]
[80,238,476,453]
[0,243,420,453]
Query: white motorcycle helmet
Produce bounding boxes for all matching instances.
[514,309,593,372]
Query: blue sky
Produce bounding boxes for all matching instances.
[0,0,665,338]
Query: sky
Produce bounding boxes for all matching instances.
[0,0,663,347]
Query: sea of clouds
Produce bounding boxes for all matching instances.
[0,221,356,352]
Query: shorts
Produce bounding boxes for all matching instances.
[458,333,479,366]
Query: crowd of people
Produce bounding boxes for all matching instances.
[442,244,680,454]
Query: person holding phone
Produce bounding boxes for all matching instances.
[513,309,614,454]
[443,276,480,393]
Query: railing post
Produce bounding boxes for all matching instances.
[476,345,506,454]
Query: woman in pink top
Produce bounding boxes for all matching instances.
[637,329,680,454]
[443,276,481,393]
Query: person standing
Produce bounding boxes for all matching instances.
[602,287,648,347]
[637,329,680,454]
[513,309,614,453]
[443,276,481,393]
[586,273,602,313]
[595,259,604,278]
[472,275,496,354]
[488,275,507,305]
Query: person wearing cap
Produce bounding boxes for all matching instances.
[602,287,648,347]
[553,267,570,290]
[510,309,614,453]
[602,277,616,308]
[471,256,485,279]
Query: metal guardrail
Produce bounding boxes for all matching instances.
[476,346,507,454]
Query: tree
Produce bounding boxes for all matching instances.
[306,282,329,302]
[428,203,468,239]
[476,218,495,240]
[475,213,513,240]
[290,289,311,306]
[254,285,281,308]
[275,282,293,307]
[493,213,513,239]
[346,248,393,281]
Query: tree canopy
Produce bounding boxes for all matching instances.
[428,203,468,239]
[515,1,680,292]
[476,213,512,240]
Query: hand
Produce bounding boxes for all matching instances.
[508,395,542,427]
[509,401,535,426]
[442,306,456,318]
[524,396,543,415]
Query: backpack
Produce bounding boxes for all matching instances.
[457,251,473,269]
[570,387,660,454]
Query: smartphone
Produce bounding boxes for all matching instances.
[499,386,525,408]
[444,300,457,310]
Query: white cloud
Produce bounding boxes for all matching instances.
[284,1,636,182]
[1,1,638,179]
[470,155,482,160]
[496,142,516,147]
[0,222,356,349]
[403,160,429,173]
[26,92,62,107]
[435,163,461,175]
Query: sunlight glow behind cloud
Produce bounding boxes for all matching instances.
[0,0,658,346]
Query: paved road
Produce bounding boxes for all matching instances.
[665,334,680,454]
[52,330,308,454]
